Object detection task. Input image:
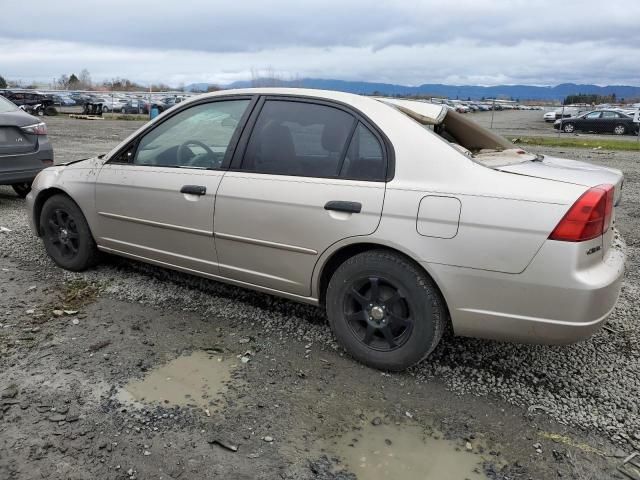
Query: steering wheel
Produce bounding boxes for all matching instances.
[177,140,215,167]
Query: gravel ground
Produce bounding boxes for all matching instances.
[1,115,639,479]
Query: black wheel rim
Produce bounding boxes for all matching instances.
[343,276,414,352]
[46,208,80,259]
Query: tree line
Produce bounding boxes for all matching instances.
[0,70,189,92]
[564,93,622,105]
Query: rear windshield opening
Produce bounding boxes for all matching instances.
[434,110,512,153]
[393,103,539,167]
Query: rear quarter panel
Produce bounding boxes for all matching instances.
[376,184,576,273]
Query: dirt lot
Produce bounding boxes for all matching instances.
[1,115,639,479]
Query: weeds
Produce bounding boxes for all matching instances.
[513,136,640,151]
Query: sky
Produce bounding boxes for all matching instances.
[1,0,639,88]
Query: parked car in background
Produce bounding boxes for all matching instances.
[26,89,625,371]
[0,95,54,197]
[0,90,57,116]
[96,98,128,113]
[544,107,581,122]
[120,100,149,114]
[51,95,76,106]
[554,110,639,135]
[162,97,181,107]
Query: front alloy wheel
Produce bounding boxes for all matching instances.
[40,194,99,271]
[563,123,575,133]
[45,208,80,260]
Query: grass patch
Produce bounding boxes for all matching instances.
[512,136,640,151]
[103,113,149,121]
[59,279,100,309]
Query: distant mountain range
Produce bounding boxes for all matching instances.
[185,79,640,101]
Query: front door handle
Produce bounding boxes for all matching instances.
[324,201,362,214]
[180,185,206,196]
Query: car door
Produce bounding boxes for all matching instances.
[214,97,388,297]
[600,111,621,133]
[94,97,253,275]
[580,111,602,132]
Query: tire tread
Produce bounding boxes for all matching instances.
[326,249,447,370]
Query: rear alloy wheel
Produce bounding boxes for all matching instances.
[11,182,32,198]
[613,124,626,135]
[40,195,99,271]
[563,122,575,133]
[326,250,446,371]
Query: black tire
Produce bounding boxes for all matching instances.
[562,122,575,133]
[11,182,32,198]
[326,250,446,371]
[44,106,58,116]
[40,195,99,271]
[613,124,626,136]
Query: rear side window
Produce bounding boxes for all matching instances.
[241,100,355,177]
[341,123,386,181]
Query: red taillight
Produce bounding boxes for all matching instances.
[549,184,614,242]
[21,122,47,135]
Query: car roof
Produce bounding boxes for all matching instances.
[182,87,448,125]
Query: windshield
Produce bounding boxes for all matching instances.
[0,95,18,113]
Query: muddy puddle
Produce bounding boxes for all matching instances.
[330,418,489,479]
[117,350,237,410]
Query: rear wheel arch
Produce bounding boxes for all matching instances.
[316,242,450,318]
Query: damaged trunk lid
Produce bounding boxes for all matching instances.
[496,156,624,205]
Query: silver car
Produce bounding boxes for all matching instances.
[26,89,626,371]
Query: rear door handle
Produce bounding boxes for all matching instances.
[180,185,206,196]
[324,201,362,214]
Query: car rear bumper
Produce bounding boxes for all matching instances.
[0,139,54,185]
[427,232,626,344]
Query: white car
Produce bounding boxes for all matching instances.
[97,98,128,113]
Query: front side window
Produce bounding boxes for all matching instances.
[133,99,249,169]
[585,112,602,119]
[241,100,355,177]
